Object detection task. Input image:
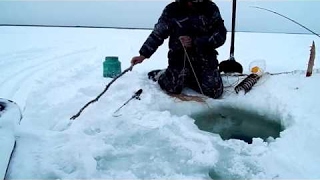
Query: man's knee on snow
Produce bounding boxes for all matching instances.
[157,69,184,94]
[203,85,223,99]
[158,77,183,94]
[200,69,224,99]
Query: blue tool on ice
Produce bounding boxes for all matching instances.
[0,98,22,180]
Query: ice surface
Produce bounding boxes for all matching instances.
[0,26,320,179]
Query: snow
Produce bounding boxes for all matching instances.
[1,26,320,179]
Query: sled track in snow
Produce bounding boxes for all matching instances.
[0,47,96,106]
[0,47,57,67]
[0,47,58,85]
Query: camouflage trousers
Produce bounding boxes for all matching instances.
[158,67,223,99]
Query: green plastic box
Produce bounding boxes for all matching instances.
[103,56,121,78]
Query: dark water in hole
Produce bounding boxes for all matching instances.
[191,106,283,143]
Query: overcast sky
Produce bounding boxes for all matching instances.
[0,0,319,34]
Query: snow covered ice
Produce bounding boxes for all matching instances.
[1,26,320,179]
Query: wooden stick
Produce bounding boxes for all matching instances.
[306,41,316,77]
[70,65,134,120]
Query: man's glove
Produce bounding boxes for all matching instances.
[179,36,192,48]
[131,55,146,65]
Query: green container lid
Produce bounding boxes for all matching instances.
[103,56,121,78]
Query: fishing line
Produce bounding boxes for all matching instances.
[180,40,205,95]
[252,6,320,38]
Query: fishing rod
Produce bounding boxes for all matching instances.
[113,89,143,117]
[70,65,134,120]
[252,6,320,38]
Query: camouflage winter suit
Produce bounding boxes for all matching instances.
[139,1,227,98]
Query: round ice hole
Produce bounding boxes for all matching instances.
[190,106,284,144]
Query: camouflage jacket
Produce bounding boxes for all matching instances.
[139,1,227,69]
